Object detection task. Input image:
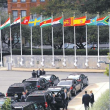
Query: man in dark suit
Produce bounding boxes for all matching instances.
[41,68,46,75]
[36,68,42,77]
[82,91,90,110]
[62,89,68,110]
[21,92,26,102]
[32,70,36,78]
[90,90,94,107]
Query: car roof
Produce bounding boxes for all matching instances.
[61,79,74,81]
[25,77,42,81]
[10,83,31,87]
[11,102,34,108]
[28,90,50,96]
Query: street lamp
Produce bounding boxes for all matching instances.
[99,61,110,109]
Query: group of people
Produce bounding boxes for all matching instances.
[82,90,94,110]
[21,90,29,102]
[32,68,46,78]
[51,89,68,110]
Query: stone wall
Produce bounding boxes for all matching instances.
[3,55,109,69]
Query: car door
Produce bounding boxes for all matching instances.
[43,78,49,88]
[81,74,86,85]
[73,80,79,91]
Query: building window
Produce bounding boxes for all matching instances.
[31,0,36,2]
[40,0,45,2]
[12,0,17,2]
[32,14,37,19]
[12,10,18,20]
[21,0,26,2]
[21,10,26,17]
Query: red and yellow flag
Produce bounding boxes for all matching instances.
[73,16,86,26]
[63,17,74,27]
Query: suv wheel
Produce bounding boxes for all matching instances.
[86,80,89,86]
[69,93,72,100]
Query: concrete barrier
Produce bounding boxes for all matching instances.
[3,55,108,69]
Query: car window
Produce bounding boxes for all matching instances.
[26,96,45,103]
[40,80,44,85]
[43,79,48,83]
[53,75,56,79]
[25,81,36,87]
[26,86,32,91]
[8,87,24,93]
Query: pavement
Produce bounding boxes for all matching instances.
[0,67,105,73]
[68,82,109,110]
[0,67,108,110]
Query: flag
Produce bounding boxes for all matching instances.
[11,17,20,27]
[63,17,74,27]
[21,16,30,25]
[52,16,63,27]
[40,17,52,28]
[0,18,10,30]
[28,17,41,27]
[97,16,109,26]
[85,16,97,26]
[74,16,86,26]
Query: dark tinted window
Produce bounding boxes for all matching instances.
[8,87,24,93]
[26,96,45,103]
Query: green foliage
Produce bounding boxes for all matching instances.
[1,98,11,110]
[10,48,109,55]
[90,89,109,110]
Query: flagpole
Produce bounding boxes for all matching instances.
[41,13,44,66]
[108,12,110,56]
[9,13,12,64]
[73,12,77,67]
[97,12,100,67]
[0,16,2,67]
[30,14,33,66]
[19,13,23,66]
[62,12,66,66]
[85,12,88,67]
[51,14,55,66]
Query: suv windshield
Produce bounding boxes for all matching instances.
[26,96,45,103]
[8,87,24,93]
[58,81,72,86]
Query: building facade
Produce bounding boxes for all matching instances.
[7,0,48,19]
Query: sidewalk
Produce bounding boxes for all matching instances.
[68,82,109,110]
[0,67,105,73]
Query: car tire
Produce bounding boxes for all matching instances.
[86,80,89,86]
[69,93,72,100]
[80,84,83,92]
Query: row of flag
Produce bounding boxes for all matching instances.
[0,15,110,30]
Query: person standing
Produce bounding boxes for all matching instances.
[25,90,29,97]
[36,68,42,77]
[41,68,46,75]
[62,89,68,110]
[21,92,26,102]
[32,70,36,78]
[90,90,94,107]
[82,91,90,110]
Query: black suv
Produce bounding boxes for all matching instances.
[0,92,5,98]
[11,102,44,110]
[40,74,60,86]
[26,90,52,110]
[57,79,82,96]
[23,78,50,90]
[6,83,34,102]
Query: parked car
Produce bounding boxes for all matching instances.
[11,102,44,110]
[47,86,71,100]
[57,79,82,96]
[0,92,5,98]
[67,73,89,88]
[26,90,52,110]
[40,74,60,86]
[6,82,33,102]
[23,78,50,90]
